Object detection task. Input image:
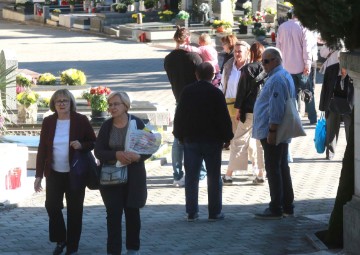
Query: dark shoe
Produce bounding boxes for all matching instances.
[222,176,233,185]
[53,242,66,255]
[187,213,199,222]
[252,177,265,185]
[255,208,282,220]
[208,212,225,222]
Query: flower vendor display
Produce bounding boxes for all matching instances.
[88,86,112,113]
[37,72,57,85]
[158,10,175,22]
[16,90,39,123]
[60,68,86,85]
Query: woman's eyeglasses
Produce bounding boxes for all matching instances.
[55,99,70,105]
[262,58,275,65]
[108,102,124,108]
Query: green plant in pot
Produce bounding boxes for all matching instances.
[144,0,156,9]
[37,72,57,85]
[115,3,127,13]
[252,25,266,41]
[238,16,252,34]
[88,86,112,117]
[60,68,86,85]
[16,73,33,88]
[121,0,134,6]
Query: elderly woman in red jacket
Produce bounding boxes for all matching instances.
[34,89,96,255]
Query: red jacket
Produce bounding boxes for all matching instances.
[36,112,96,178]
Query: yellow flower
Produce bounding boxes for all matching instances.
[17,92,24,101]
[27,92,37,102]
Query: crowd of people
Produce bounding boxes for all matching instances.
[32,7,353,255]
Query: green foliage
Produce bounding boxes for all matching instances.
[177,10,190,20]
[90,94,108,112]
[290,0,360,50]
[16,73,32,88]
[60,68,86,85]
[252,26,266,36]
[37,72,56,85]
[158,10,175,22]
[115,3,127,11]
[16,90,39,107]
[120,0,134,5]
[144,0,156,9]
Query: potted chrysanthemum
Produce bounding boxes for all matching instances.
[60,68,86,85]
[88,86,112,120]
[16,89,39,123]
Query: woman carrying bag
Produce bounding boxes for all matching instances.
[94,91,152,255]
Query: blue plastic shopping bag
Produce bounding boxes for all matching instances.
[314,115,326,153]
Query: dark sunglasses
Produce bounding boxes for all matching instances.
[262,58,275,65]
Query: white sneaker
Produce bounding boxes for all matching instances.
[234,170,242,176]
[173,176,185,187]
[199,177,207,187]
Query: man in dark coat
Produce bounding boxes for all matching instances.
[173,62,233,222]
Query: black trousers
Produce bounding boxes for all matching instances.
[100,184,141,255]
[326,111,351,158]
[45,170,85,253]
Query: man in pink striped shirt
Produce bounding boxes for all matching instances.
[276,9,315,123]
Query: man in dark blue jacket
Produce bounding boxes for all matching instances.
[173,62,233,222]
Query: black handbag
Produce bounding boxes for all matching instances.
[86,152,101,190]
[70,150,99,190]
[328,97,352,114]
[300,89,313,103]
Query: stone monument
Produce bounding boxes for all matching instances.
[0,49,18,111]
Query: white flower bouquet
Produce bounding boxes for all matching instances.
[199,3,210,13]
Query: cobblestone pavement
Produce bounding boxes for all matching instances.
[0,19,347,255]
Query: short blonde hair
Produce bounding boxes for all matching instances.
[49,89,77,112]
[199,33,212,45]
[107,91,131,111]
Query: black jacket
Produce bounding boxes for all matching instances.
[319,63,340,112]
[234,62,266,123]
[94,114,151,208]
[173,80,233,143]
[164,49,202,103]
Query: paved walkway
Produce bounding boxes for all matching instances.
[0,19,347,254]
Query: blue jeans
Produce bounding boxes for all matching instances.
[172,138,207,181]
[291,72,317,123]
[183,140,223,216]
[260,139,294,215]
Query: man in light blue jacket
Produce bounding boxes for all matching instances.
[252,47,296,219]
